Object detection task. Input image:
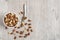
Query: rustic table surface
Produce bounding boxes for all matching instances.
[0,0,60,40]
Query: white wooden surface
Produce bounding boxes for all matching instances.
[0,0,60,40]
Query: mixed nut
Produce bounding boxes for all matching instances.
[4,12,33,40]
[4,4,33,40]
[4,13,18,27]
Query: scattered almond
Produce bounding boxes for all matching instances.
[27,29,29,32]
[28,23,31,25]
[12,29,15,32]
[5,27,8,29]
[19,36,22,38]
[24,23,27,25]
[10,32,13,35]
[17,27,20,29]
[24,34,27,38]
[28,19,31,22]
[16,31,19,33]
[28,26,31,28]
[22,17,27,20]
[5,11,33,39]
[14,36,16,39]
[20,31,24,34]
[30,29,33,32]
[27,33,30,36]
[21,11,23,14]
[20,22,24,27]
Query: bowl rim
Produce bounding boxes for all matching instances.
[3,12,19,28]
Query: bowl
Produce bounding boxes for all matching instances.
[3,12,19,28]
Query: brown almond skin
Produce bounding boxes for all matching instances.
[10,32,13,35]
[5,27,8,29]
[28,23,31,25]
[17,27,20,29]
[27,33,30,35]
[30,29,33,32]
[22,17,27,20]
[27,29,29,32]
[28,19,31,22]
[24,33,30,38]
[12,29,15,32]
[14,36,16,39]
[20,31,24,34]
[25,23,27,25]
[20,22,24,27]
[14,27,16,28]
[24,34,27,38]
[21,11,23,14]
[19,36,22,38]
[16,31,19,33]
[28,26,31,28]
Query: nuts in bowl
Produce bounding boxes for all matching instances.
[4,13,18,27]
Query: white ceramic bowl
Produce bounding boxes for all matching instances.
[3,12,19,28]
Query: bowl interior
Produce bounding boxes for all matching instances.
[3,12,19,27]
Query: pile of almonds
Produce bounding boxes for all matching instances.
[4,13,18,27]
[4,12,33,40]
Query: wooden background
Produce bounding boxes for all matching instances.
[0,0,60,40]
